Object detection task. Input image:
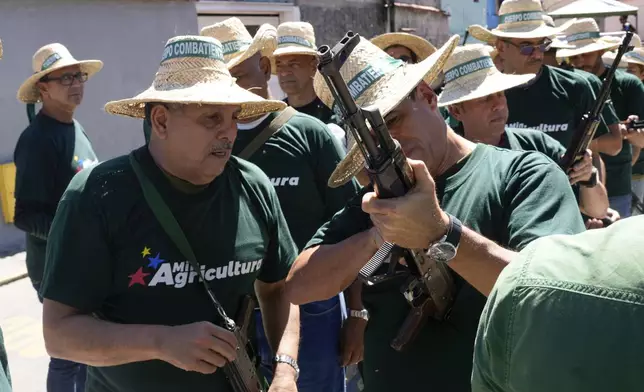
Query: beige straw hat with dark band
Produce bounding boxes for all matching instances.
[200,17,277,69]
[469,0,575,43]
[270,22,318,74]
[602,33,642,67]
[313,34,460,188]
[437,44,535,107]
[17,43,103,104]
[556,19,620,59]
[104,35,286,119]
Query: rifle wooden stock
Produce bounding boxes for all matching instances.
[223,296,266,392]
[318,30,456,352]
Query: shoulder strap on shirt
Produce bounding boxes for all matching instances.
[238,106,297,160]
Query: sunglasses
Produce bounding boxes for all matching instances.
[502,39,552,56]
[41,71,89,86]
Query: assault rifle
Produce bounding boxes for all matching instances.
[317,31,455,352]
[559,31,634,172]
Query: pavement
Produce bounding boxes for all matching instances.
[0,253,48,392]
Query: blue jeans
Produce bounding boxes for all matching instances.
[609,194,632,219]
[256,295,346,392]
[32,282,87,392]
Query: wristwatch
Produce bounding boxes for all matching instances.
[274,354,300,381]
[579,167,598,188]
[348,308,369,321]
[425,213,462,263]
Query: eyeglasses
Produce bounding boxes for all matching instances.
[502,39,552,56]
[41,72,89,86]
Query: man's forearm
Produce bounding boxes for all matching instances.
[592,130,622,156]
[345,280,364,310]
[286,230,377,305]
[579,183,609,219]
[447,227,516,296]
[633,146,641,166]
[43,303,164,366]
[13,200,54,240]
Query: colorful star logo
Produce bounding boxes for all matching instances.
[141,246,151,258]
[128,267,150,287]
[147,253,165,269]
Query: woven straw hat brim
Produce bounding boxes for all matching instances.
[103,81,286,120]
[603,51,628,68]
[469,19,575,43]
[624,49,644,66]
[225,24,277,70]
[17,59,103,103]
[556,40,620,59]
[326,35,460,188]
[270,47,318,74]
[370,33,437,61]
[437,71,535,107]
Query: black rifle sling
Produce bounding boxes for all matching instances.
[238,106,297,160]
[128,153,234,327]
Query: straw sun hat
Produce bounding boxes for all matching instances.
[270,22,318,74]
[17,43,103,104]
[437,44,535,107]
[602,33,642,67]
[556,18,620,59]
[469,0,574,43]
[200,17,277,70]
[104,35,286,119]
[313,34,460,188]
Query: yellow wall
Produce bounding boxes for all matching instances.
[0,162,16,224]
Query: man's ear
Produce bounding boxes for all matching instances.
[418,82,438,110]
[150,105,170,140]
[448,104,464,121]
[259,56,272,82]
[37,82,49,99]
[495,39,505,53]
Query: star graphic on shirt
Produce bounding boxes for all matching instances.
[147,253,165,269]
[128,267,150,288]
[141,246,151,258]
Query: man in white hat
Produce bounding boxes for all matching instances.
[201,18,361,392]
[12,42,103,392]
[39,35,300,392]
[284,34,585,392]
[561,18,644,218]
[469,0,621,157]
[271,22,335,125]
[440,44,609,220]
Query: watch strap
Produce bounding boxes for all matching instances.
[579,167,598,188]
[274,354,299,381]
[445,213,462,249]
[349,309,369,321]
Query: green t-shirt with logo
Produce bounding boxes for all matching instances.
[305,144,585,392]
[0,327,11,392]
[13,112,98,288]
[600,69,644,197]
[233,112,360,251]
[505,65,603,148]
[40,147,298,392]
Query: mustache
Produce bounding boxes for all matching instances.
[210,141,233,152]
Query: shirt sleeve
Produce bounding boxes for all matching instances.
[540,133,567,163]
[40,169,113,313]
[305,187,371,249]
[310,120,361,220]
[504,153,586,250]
[257,183,299,284]
[626,76,644,119]
[14,132,59,205]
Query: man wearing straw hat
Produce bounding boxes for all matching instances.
[622,47,644,213]
[271,22,334,124]
[440,44,609,220]
[39,35,300,392]
[285,34,585,392]
[13,42,103,392]
[201,18,361,392]
[561,18,644,218]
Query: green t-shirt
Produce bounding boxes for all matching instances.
[505,65,600,148]
[305,144,585,392]
[40,147,298,392]
[233,112,360,251]
[284,97,334,125]
[473,216,644,392]
[0,327,11,392]
[13,112,98,287]
[600,69,644,196]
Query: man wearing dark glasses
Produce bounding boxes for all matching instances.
[13,43,102,392]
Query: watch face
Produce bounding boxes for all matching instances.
[428,242,457,262]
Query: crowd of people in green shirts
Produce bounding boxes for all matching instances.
[2,0,644,391]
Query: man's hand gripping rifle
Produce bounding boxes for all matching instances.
[317,31,455,352]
